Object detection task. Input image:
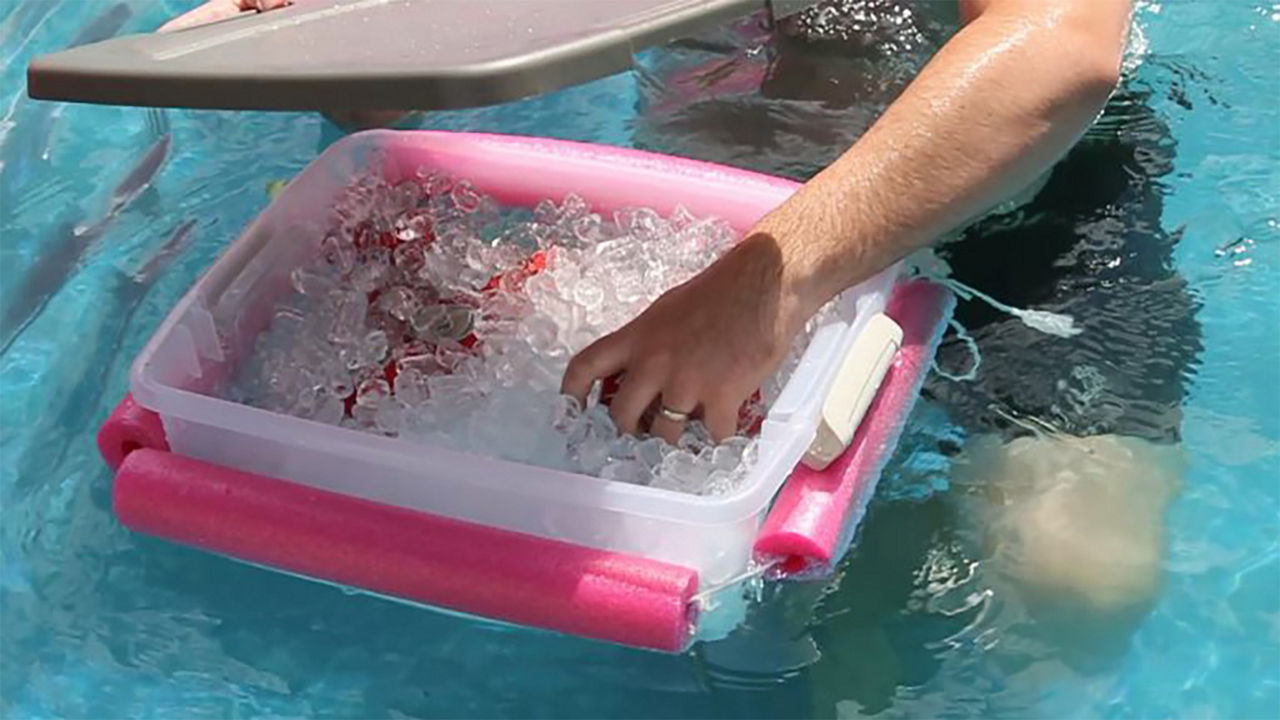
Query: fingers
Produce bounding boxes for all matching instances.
[609,368,663,436]
[159,0,243,31]
[701,399,740,444]
[562,331,757,444]
[651,378,699,444]
[161,0,288,33]
[561,335,628,403]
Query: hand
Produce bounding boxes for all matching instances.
[561,231,813,443]
[159,0,291,32]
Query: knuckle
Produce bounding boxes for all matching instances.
[571,341,613,375]
[702,382,740,408]
[667,368,703,395]
[562,362,589,390]
[638,349,671,374]
[566,353,593,377]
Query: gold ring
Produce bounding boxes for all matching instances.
[658,405,691,423]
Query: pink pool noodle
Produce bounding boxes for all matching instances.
[113,448,699,652]
[372,130,801,233]
[754,280,955,575]
[98,393,169,470]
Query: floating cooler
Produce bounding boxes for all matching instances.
[99,131,954,652]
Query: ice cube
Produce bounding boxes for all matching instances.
[374,398,405,435]
[471,196,502,236]
[272,307,306,338]
[608,434,639,461]
[451,181,483,214]
[291,384,324,419]
[392,180,422,208]
[380,285,420,322]
[533,198,561,226]
[552,394,583,430]
[391,368,426,407]
[669,205,697,231]
[613,269,646,304]
[535,293,577,342]
[422,171,453,197]
[571,278,604,312]
[290,267,336,297]
[582,403,616,437]
[521,315,560,355]
[328,292,369,344]
[571,213,604,246]
[636,437,667,469]
[392,242,427,275]
[601,460,650,486]
[320,233,356,274]
[356,377,391,407]
[704,470,737,496]
[628,207,664,240]
[357,329,390,367]
[679,422,714,456]
[348,262,386,294]
[427,373,472,400]
[658,450,704,492]
[314,394,347,426]
[575,439,611,475]
[397,348,442,376]
[322,362,354,398]
[434,343,472,374]
[712,439,746,473]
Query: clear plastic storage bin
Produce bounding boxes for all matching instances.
[130,130,896,586]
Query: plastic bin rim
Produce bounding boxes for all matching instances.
[127,129,860,527]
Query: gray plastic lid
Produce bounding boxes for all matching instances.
[28,0,814,111]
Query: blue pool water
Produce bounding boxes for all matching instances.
[1,1,1277,718]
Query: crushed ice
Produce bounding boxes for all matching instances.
[229,170,827,496]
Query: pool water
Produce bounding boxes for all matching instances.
[1,1,1277,718]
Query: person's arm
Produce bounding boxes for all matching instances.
[159,0,290,33]
[563,0,1133,442]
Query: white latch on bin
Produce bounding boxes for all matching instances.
[801,313,903,471]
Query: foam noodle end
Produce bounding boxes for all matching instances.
[98,393,169,470]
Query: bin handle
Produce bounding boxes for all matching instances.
[753,280,955,578]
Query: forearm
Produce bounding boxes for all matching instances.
[760,0,1132,318]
